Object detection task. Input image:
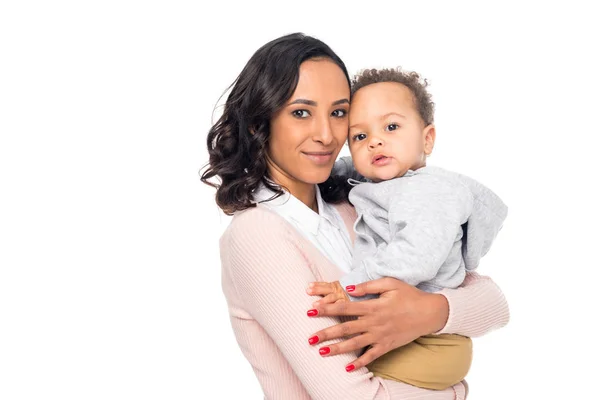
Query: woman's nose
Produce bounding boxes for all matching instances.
[313,117,334,145]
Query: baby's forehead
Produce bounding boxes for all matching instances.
[348,102,417,122]
[352,81,415,101]
[351,88,416,113]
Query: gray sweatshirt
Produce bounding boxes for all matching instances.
[332,157,508,298]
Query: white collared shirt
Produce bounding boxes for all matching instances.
[253,184,353,273]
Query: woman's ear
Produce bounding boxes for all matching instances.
[423,124,436,155]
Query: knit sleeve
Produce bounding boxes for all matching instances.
[222,209,465,400]
[436,272,510,336]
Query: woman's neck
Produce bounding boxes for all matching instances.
[292,184,318,213]
[267,161,318,213]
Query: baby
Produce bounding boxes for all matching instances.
[317,68,508,390]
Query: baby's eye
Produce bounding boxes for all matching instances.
[292,110,310,118]
[352,133,367,142]
[331,109,347,118]
[385,123,399,131]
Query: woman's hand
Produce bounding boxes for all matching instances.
[306,277,449,371]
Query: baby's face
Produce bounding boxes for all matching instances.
[348,82,432,182]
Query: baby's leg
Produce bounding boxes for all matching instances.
[367,334,472,390]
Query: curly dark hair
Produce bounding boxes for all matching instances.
[200,33,351,215]
[351,67,435,125]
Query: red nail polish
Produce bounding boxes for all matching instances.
[308,335,319,345]
[345,364,355,372]
[319,347,330,356]
[307,309,318,317]
[346,285,355,292]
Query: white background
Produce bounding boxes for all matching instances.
[1,1,599,399]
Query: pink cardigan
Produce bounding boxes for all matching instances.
[220,202,509,399]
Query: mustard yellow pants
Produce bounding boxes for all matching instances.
[367,334,472,390]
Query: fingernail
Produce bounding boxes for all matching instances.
[345,364,355,372]
[307,309,318,317]
[308,335,319,345]
[308,282,315,288]
[319,347,330,356]
[346,285,355,292]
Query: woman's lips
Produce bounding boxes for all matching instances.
[302,152,333,165]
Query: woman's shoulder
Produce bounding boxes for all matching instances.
[221,205,293,245]
[220,205,320,285]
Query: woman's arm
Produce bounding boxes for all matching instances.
[223,209,465,400]
[307,272,509,370]
[437,272,510,337]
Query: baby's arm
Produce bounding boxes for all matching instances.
[340,174,474,293]
[454,172,508,270]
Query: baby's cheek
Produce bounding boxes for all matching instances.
[350,152,370,175]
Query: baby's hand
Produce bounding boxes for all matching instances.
[306,281,350,307]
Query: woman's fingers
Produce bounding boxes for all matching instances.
[348,344,387,371]
[308,319,368,346]
[312,331,374,359]
[321,333,374,357]
[309,298,372,317]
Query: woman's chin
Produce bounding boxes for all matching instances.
[302,171,333,185]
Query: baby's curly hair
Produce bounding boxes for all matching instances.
[351,68,435,125]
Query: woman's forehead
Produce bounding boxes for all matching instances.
[290,59,350,102]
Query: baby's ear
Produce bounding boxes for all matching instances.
[423,124,436,155]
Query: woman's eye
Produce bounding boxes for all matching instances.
[352,133,367,142]
[385,123,399,131]
[331,109,347,118]
[292,110,310,118]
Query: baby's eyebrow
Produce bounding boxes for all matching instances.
[350,111,406,129]
[381,112,406,120]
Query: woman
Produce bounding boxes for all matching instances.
[201,33,509,399]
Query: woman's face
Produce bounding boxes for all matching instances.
[267,59,350,189]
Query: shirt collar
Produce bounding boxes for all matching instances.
[253,183,337,236]
[316,188,340,229]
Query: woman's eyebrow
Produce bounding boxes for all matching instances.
[288,98,349,106]
[288,99,317,106]
[332,99,350,106]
